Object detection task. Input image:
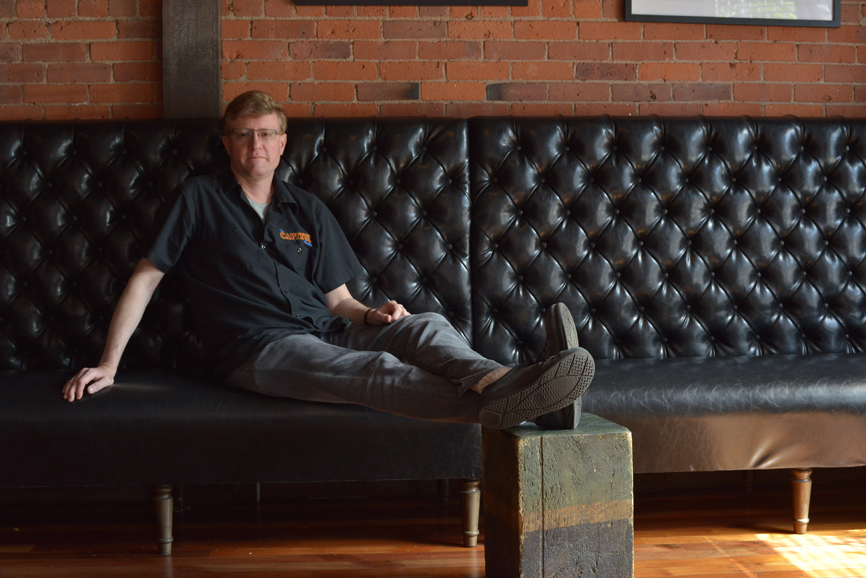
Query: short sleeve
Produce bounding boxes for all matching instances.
[312,202,365,294]
[144,182,196,273]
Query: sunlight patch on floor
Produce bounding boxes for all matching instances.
[757,530,866,577]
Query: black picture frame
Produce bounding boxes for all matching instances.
[297,0,526,5]
[625,0,840,27]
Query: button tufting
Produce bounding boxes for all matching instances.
[615,272,621,279]
[370,277,378,283]
[755,208,761,215]
[517,275,524,282]
[541,242,547,249]
[732,305,738,311]
[447,310,454,317]
[445,243,452,250]
[446,178,453,185]
[566,273,572,280]
[421,277,428,284]
[756,272,762,279]
[564,210,571,217]
[516,209,523,217]
[779,240,785,247]
[421,210,427,217]
[663,272,669,279]
[685,305,691,311]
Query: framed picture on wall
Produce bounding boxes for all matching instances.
[297,0,526,5]
[625,0,840,26]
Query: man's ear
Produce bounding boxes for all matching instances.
[221,134,231,157]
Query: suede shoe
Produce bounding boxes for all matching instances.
[535,303,584,430]
[479,347,594,430]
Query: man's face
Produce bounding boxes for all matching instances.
[221,112,288,182]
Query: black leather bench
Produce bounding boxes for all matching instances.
[1,116,865,553]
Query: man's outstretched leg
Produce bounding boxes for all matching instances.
[228,310,593,429]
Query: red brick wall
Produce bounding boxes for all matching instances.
[2,0,864,120]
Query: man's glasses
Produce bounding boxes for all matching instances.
[227,128,284,142]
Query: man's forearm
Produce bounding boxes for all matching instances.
[330,295,371,326]
[98,259,164,370]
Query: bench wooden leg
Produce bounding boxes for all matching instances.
[438,479,451,508]
[153,485,174,555]
[791,468,812,534]
[459,478,480,547]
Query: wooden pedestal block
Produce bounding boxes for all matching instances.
[483,414,634,578]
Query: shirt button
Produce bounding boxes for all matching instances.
[296,313,300,318]
[297,247,302,253]
[260,243,266,249]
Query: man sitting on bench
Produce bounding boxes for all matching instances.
[62,90,593,431]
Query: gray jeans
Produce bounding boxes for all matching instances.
[227,312,504,423]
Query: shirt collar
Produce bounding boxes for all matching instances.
[220,170,299,213]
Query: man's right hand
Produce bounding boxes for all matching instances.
[63,365,117,402]
[60,258,165,403]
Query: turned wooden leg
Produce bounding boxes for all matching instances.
[791,468,812,534]
[438,479,451,508]
[743,470,755,499]
[153,485,174,555]
[459,478,481,548]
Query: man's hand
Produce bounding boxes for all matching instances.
[63,365,117,402]
[365,300,411,326]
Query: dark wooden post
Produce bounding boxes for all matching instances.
[162,0,221,118]
[483,414,634,578]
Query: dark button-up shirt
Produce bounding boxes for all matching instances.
[145,171,365,378]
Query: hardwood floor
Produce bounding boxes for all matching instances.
[1,471,864,577]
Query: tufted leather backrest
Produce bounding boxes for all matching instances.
[0,118,471,372]
[469,117,866,365]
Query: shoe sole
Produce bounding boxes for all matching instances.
[479,349,594,430]
[549,302,579,352]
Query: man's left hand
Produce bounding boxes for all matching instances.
[367,300,410,326]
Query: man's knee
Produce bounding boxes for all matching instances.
[403,311,451,330]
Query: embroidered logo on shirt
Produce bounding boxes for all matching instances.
[280,230,313,246]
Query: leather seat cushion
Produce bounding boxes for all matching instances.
[0,372,482,487]
[584,352,866,472]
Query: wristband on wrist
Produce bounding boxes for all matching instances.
[363,308,375,326]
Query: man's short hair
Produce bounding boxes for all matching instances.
[222,91,287,134]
